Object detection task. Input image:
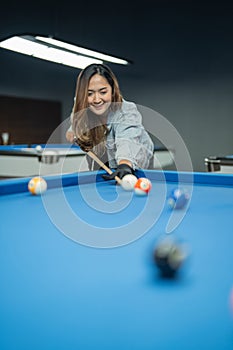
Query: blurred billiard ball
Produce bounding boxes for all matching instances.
[35,145,42,152]
[28,176,47,195]
[153,238,186,278]
[168,188,190,209]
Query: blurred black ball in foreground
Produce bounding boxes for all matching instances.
[153,238,187,278]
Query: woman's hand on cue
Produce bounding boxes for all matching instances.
[102,163,134,180]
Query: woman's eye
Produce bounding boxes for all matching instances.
[88,89,107,97]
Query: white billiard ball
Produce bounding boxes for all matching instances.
[35,145,42,152]
[121,174,138,191]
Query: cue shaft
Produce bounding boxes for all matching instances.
[87,150,122,185]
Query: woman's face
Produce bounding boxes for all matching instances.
[87,74,112,115]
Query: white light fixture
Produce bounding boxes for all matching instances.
[0,35,130,69]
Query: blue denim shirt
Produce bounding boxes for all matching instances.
[106,100,154,169]
[68,100,154,170]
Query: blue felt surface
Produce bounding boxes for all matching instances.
[0,171,233,349]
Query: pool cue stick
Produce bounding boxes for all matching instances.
[87,150,122,185]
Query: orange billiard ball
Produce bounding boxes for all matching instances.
[28,176,47,195]
[134,177,152,196]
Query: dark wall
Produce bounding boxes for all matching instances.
[0,96,61,144]
[0,1,233,171]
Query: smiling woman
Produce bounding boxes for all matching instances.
[66,63,154,177]
[87,74,112,116]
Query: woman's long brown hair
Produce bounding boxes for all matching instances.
[72,64,123,154]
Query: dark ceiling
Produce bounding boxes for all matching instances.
[1,0,233,83]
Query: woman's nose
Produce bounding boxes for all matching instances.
[93,93,101,103]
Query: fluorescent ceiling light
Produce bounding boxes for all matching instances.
[0,35,130,69]
[36,36,129,65]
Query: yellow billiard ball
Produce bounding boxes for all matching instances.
[28,176,47,195]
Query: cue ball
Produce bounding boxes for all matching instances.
[28,176,47,195]
[121,174,138,191]
[134,177,152,196]
[153,238,186,277]
[35,145,42,152]
[168,188,190,209]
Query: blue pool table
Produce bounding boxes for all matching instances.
[0,143,88,177]
[0,170,233,349]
